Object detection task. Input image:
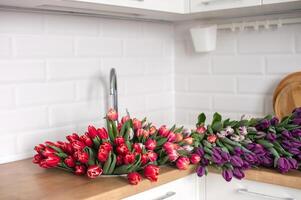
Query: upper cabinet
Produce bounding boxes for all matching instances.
[190,0,261,13]
[73,0,189,13]
[263,0,301,4]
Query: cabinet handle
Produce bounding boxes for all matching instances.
[152,191,176,200]
[237,188,296,200]
[200,0,240,5]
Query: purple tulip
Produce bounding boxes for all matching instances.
[196,166,206,177]
[259,155,273,167]
[255,119,271,131]
[212,152,223,165]
[270,117,279,126]
[195,148,205,157]
[282,140,292,150]
[244,153,257,165]
[222,169,233,182]
[291,129,301,137]
[288,148,300,155]
[277,157,290,173]
[292,118,301,125]
[230,156,244,167]
[291,141,301,148]
[281,130,292,139]
[297,154,301,161]
[234,147,244,156]
[266,133,277,142]
[292,107,301,118]
[201,158,209,166]
[221,151,231,162]
[233,168,245,180]
[242,161,252,170]
[288,158,298,169]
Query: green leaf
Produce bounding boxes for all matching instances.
[84,147,96,166]
[108,153,117,174]
[156,137,168,147]
[212,112,222,125]
[111,121,118,138]
[114,165,131,175]
[106,118,114,141]
[257,139,274,148]
[48,145,63,153]
[103,152,112,175]
[212,121,222,132]
[197,113,206,126]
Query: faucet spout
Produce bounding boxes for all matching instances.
[109,68,118,114]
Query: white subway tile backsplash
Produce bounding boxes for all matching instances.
[76,80,104,101]
[76,37,122,56]
[0,86,15,109]
[16,82,75,106]
[188,76,236,93]
[266,55,301,74]
[175,93,211,109]
[15,36,74,57]
[0,60,45,82]
[102,19,142,38]
[212,56,264,74]
[124,39,164,57]
[237,76,281,94]
[214,30,237,54]
[0,107,48,133]
[176,55,211,74]
[47,59,101,80]
[0,36,11,57]
[102,58,146,76]
[146,92,173,110]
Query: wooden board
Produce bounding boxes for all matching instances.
[274,81,301,119]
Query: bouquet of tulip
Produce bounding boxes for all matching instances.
[32,109,195,185]
[190,108,301,182]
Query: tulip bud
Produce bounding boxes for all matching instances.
[167,150,179,162]
[32,154,42,164]
[78,151,89,164]
[196,166,206,177]
[144,164,159,182]
[121,116,130,124]
[80,133,93,147]
[183,137,193,145]
[163,142,174,154]
[66,133,80,143]
[158,125,169,137]
[75,165,86,175]
[107,108,118,121]
[196,126,206,134]
[98,148,109,162]
[64,156,76,168]
[87,126,98,139]
[149,126,157,135]
[71,140,86,151]
[97,128,109,140]
[132,118,142,130]
[42,147,56,157]
[127,172,142,185]
[34,144,46,154]
[40,154,60,168]
[116,144,129,156]
[167,131,176,142]
[207,134,217,143]
[190,154,201,164]
[116,155,123,166]
[222,169,233,182]
[114,136,125,146]
[87,165,102,178]
[132,143,142,154]
[100,142,113,152]
[175,133,183,142]
[145,139,156,151]
[123,153,135,165]
[141,154,149,165]
[176,157,190,170]
[147,151,158,162]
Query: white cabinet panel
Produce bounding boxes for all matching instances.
[190,0,261,13]
[263,0,301,4]
[74,0,188,13]
[206,173,301,200]
[124,174,200,200]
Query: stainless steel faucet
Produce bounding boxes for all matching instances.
[109,68,118,114]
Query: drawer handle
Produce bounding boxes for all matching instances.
[152,191,176,200]
[200,0,240,5]
[237,188,296,200]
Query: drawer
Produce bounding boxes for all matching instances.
[190,0,261,13]
[206,173,301,200]
[124,174,199,200]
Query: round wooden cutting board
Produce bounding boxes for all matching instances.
[273,71,301,109]
[274,81,301,119]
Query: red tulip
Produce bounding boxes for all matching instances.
[34,144,45,154]
[144,164,159,182]
[116,155,123,166]
[100,142,113,152]
[97,128,109,140]
[80,133,93,147]
[167,131,176,142]
[149,126,157,135]
[136,129,144,137]
[107,108,118,121]
[127,172,142,185]
[78,151,89,164]
[132,118,142,130]
[123,153,135,165]
[145,139,156,151]
[121,116,130,124]
[98,148,109,162]
[114,137,125,146]
[175,133,183,142]
[141,154,149,165]
[32,154,42,164]
[116,144,129,156]
[87,125,98,139]
[158,125,169,137]
[71,140,86,151]
[132,143,142,154]
[190,154,201,164]
[41,154,60,168]
[207,134,217,143]
[57,141,73,154]
[42,147,56,157]
[167,150,179,162]
[196,126,206,134]
[176,157,190,170]
[183,137,193,145]
[64,156,76,167]
[66,133,80,143]
[75,165,86,175]
[87,165,103,178]
[163,142,174,153]
[45,141,58,147]
[147,151,158,162]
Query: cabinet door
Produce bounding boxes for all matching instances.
[263,0,300,4]
[123,174,199,200]
[206,173,301,200]
[74,0,188,13]
[190,0,261,13]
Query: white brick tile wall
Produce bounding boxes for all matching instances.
[0,86,15,109]
[266,55,301,74]
[175,93,211,109]
[0,60,45,82]
[0,36,11,57]
[188,76,236,93]
[124,39,164,57]
[102,19,142,38]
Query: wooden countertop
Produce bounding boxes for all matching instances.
[0,159,300,200]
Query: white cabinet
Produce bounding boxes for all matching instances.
[263,0,301,4]
[190,0,261,13]
[74,0,189,13]
[206,173,301,200]
[124,174,203,200]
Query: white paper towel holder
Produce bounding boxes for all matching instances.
[190,24,217,53]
